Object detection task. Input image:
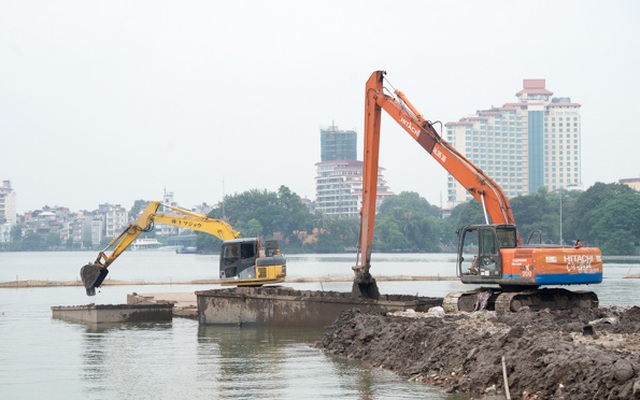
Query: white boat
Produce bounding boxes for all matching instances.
[131,238,162,251]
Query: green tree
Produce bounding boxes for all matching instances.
[378,191,441,218]
[589,191,640,254]
[375,192,443,252]
[200,185,313,253]
[195,232,219,254]
[510,188,564,244]
[10,225,23,242]
[309,215,359,253]
[376,217,411,252]
[22,231,46,251]
[566,182,634,245]
[441,201,485,247]
[129,200,149,219]
[314,229,346,253]
[600,229,635,255]
[241,218,264,238]
[45,232,62,250]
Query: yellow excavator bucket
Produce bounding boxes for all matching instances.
[80,263,109,296]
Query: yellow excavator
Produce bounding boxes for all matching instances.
[80,201,286,296]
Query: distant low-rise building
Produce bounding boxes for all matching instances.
[91,215,104,247]
[0,222,11,243]
[102,204,128,239]
[619,177,640,192]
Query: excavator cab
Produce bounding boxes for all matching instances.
[220,239,256,279]
[458,224,517,282]
[219,238,286,286]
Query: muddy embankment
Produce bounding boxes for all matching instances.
[318,305,640,399]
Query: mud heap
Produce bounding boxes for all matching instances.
[318,305,640,399]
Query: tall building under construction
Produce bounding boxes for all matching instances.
[445,79,582,208]
[315,125,392,216]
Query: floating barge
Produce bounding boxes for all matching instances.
[196,287,442,327]
[51,287,443,326]
[51,303,174,324]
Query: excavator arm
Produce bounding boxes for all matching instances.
[80,201,241,295]
[354,71,519,298]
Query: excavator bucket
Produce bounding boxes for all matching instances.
[352,271,381,300]
[80,263,109,296]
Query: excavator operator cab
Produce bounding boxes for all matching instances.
[458,224,516,281]
[220,239,257,280]
[219,238,287,286]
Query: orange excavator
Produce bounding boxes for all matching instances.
[353,71,602,313]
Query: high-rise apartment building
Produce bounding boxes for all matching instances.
[0,180,17,225]
[445,79,582,208]
[315,125,393,217]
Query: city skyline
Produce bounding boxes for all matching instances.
[445,78,584,208]
[1,1,638,214]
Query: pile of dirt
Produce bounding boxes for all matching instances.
[318,306,640,399]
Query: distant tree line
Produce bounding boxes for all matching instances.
[2,182,639,255]
[196,182,639,256]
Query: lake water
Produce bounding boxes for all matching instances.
[1,251,638,400]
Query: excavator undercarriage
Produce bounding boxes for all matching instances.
[442,287,599,314]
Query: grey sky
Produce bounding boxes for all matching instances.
[2,1,639,214]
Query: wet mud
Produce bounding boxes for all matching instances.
[318,305,640,399]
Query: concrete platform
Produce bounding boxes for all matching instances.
[196,287,443,327]
[127,292,198,319]
[51,303,174,324]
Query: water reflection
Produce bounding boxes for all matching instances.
[196,326,323,399]
[6,253,635,399]
[195,325,449,399]
[79,321,179,399]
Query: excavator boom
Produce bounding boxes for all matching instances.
[355,71,518,298]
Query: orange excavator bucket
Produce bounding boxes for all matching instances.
[352,264,380,300]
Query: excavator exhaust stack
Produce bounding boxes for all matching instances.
[80,263,109,296]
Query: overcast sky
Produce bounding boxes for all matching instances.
[2,1,639,214]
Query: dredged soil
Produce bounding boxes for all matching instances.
[318,305,640,399]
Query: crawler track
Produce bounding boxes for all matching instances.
[444,287,599,314]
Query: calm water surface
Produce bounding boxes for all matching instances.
[1,251,638,400]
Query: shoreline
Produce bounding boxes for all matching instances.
[0,275,458,288]
[319,306,640,399]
